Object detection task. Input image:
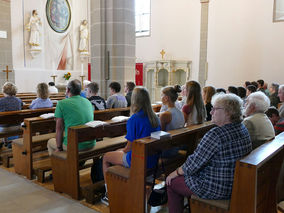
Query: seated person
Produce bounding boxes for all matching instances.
[182,81,206,126]
[265,107,284,135]
[178,84,187,109]
[124,81,136,107]
[227,86,238,95]
[216,88,226,93]
[243,91,275,149]
[102,87,160,205]
[246,85,257,96]
[0,82,22,148]
[29,83,53,109]
[48,82,58,94]
[47,80,95,155]
[166,93,252,213]
[160,85,182,112]
[106,81,127,109]
[80,80,91,98]
[86,82,106,110]
[160,85,185,131]
[269,83,280,108]
[0,82,22,112]
[202,86,216,121]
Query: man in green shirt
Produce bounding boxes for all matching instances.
[47,79,95,155]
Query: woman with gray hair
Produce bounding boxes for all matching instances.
[243,91,275,149]
[166,93,251,213]
[0,82,22,148]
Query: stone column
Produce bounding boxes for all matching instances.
[0,0,13,86]
[198,0,209,87]
[90,0,135,98]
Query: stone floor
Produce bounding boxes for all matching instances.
[0,168,98,213]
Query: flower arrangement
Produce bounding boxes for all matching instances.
[63,72,71,81]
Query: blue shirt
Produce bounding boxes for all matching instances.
[182,122,251,199]
[29,98,53,109]
[0,96,22,112]
[125,110,160,168]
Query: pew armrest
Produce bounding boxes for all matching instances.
[107,165,130,179]
[190,195,230,210]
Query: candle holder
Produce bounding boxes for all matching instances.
[50,75,58,84]
[80,75,85,88]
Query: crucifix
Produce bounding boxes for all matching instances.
[2,66,12,82]
[160,49,166,60]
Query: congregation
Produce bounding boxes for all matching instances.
[0,78,283,213]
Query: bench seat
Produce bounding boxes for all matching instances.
[52,135,127,160]
[190,195,230,211]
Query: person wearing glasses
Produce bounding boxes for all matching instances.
[166,93,252,213]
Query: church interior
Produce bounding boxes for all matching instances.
[0,0,284,212]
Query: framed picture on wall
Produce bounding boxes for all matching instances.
[46,0,71,33]
[273,0,284,22]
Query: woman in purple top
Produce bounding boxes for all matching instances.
[0,82,22,112]
[29,83,53,109]
[0,82,22,147]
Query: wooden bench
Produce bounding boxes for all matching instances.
[0,108,55,167]
[51,121,128,199]
[190,132,284,213]
[12,117,56,180]
[106,122,214,213]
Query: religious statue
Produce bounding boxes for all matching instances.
[26,10,42,48]
[78,20,89,55]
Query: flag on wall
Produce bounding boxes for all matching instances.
[135,63,143,86]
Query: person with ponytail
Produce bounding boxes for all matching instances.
[101,86,161,205]
[160,85,185,131]
[182,81,206,126]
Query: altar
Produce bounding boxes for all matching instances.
[143,60,192,103]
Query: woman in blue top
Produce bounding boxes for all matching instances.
[29,83,53,109]
[101,86,160,205]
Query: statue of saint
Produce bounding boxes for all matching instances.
[26,10,42,48]
[78,20,89,53]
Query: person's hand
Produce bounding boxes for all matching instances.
[166,170,178,186]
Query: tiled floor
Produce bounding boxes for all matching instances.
[0,168,98,213]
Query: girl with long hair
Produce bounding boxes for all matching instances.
[102,86,160,205]
[182,81,206,126]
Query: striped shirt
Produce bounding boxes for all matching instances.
[275,118,284,135]
[182,122,252,199]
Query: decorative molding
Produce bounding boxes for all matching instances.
[200,0,209,3]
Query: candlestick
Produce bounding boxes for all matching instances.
[50,75,58,84]
[80,75,85,88]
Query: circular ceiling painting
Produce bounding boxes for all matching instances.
[46,0,71,33]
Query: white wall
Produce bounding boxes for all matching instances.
[136,0,284,89]
[207,0,284,88]
[136,0,201,80]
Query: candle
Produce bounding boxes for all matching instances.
[81,63,84,76]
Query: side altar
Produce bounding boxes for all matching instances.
[143,60,192,103]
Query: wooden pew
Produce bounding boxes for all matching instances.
[12,117,56,180]
[0,107,55,139]
[106,122,215,213]
[190,132,284,213]
[9,105,159,172]
[51,121,128,200]
[0,108,55,167]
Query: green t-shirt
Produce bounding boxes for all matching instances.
[55,95,95,150]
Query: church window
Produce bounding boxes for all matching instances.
[135,0,151,37]
[273,0,284,22]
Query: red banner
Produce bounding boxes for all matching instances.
[88,63,91,81]
[135,63,143,86]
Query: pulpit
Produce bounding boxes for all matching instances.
[143,60,191,103]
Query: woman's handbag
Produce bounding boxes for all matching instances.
[147,154,168,207]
